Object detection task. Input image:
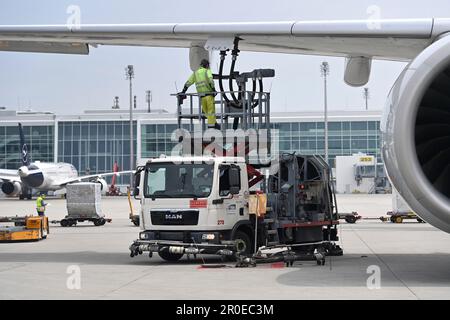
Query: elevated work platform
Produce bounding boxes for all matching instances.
[174,90,275,168]
[176,90,271,133]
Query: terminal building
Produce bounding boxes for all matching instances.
[0,107,383,187]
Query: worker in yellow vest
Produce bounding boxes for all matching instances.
[36,193,47,216]
[180,59,220,129]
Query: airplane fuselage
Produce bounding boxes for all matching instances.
[18,161,78,191]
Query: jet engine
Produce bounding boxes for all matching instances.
[95,178,108,195]
[382,34,450,233]
[1,181,22,197]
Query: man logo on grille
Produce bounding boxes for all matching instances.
[165,213,183,220]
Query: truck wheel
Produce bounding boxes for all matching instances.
[158,250,184,262]
[60,219,69,227]
[234,230,253,255]
[345,215,356,224]
[395,216,403,224]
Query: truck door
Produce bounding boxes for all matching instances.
[215,164,246,226]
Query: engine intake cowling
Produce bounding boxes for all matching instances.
[95,178,108,195]
[1,181,22,196]
[382,34,450,233]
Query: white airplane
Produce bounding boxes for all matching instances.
[0,18,449,233]
[0,123,133,199]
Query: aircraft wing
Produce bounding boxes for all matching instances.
[55,170,134,187]
[1,18,450,60]
[0,171,21,183]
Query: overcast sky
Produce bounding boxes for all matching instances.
[1,0,449,115]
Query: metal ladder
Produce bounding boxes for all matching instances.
[262,207,280,246]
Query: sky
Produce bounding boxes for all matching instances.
[0,0,449,115]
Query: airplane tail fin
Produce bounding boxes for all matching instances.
[18,123,30,166]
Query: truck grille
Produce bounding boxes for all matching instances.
[150,210,199,225]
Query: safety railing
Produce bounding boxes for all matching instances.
[173,91,271,134]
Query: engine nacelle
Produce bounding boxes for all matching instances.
[382,34,450,233]
[95,178,108,195]
[1,181,22,197]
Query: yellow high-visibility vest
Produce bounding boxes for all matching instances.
[36,196,44,209]
[185,67,215,94]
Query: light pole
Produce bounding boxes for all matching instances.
[320,61,330,164]
[363,87,370,110]
[146,90,152,113]
[125,65,135,187]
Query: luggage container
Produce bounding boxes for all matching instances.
[55,183,111,227]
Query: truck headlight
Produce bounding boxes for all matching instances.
[139,233,147,240]
[202,233,215,240]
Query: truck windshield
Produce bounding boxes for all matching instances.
[144,163,214,198]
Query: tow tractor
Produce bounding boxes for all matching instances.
[0,215,49,242]
[129,42,343,266]
[385,211,425,223]
[384,188,425,223]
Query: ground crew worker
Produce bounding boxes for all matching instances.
[36,193,47,216]
[180,59,220,129]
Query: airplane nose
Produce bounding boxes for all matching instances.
[18,166,29,177]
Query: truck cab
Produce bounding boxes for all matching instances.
[133,156,254,261]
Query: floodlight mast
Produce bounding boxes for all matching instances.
[146,90,152,113]
[125,65,135,187]
[320,61,330,164]
[363,87,370,110]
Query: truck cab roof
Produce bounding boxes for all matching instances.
[145,155,247,165]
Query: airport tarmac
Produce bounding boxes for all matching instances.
[0,194,449,300]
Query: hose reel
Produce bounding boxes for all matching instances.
[215,37,275,110]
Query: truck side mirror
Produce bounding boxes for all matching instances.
[229,166,240,195]
[133,173,141,199]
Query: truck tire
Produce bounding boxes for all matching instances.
[345,215,357,224]
[94,218,105,226]
[234,230,253,255]
[158,250,184,262]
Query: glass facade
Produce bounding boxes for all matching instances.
[0,125,54,169]
[274,120,381,167]
[141,123,179,158]
[0,114,381,186]
[141,120,381,167]
[57,121,137,184]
